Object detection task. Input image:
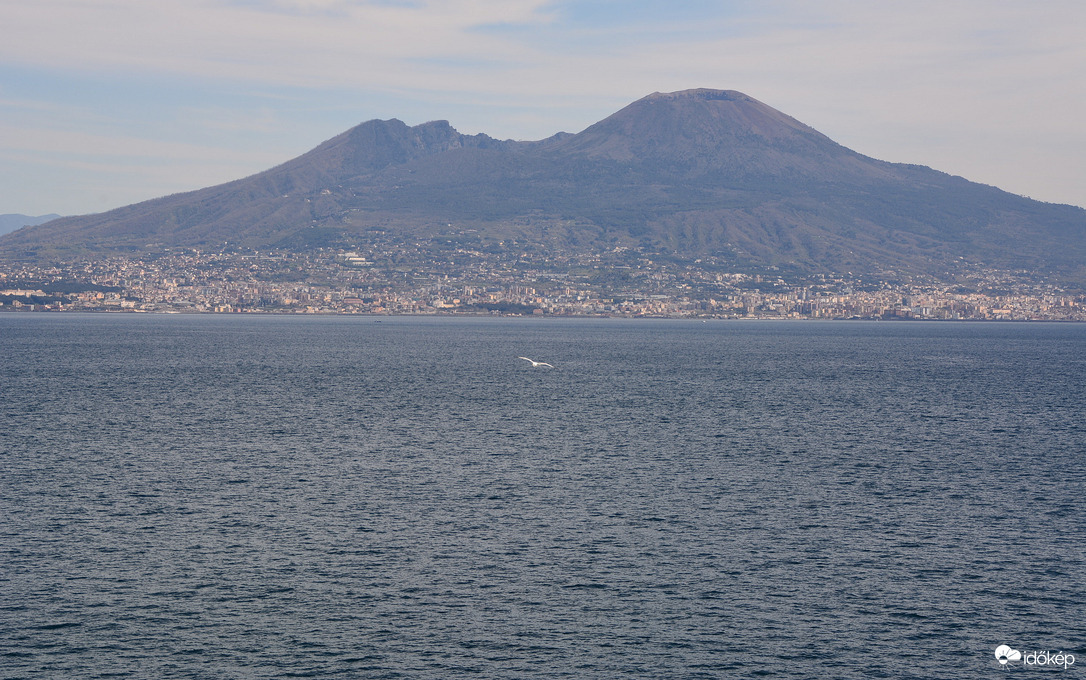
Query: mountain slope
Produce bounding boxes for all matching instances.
[3,89,1084,282]
[0,213,62,237]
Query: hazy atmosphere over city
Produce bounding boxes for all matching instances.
[2,0,1084,217]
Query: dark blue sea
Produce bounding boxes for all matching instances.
[1,315,1083,679]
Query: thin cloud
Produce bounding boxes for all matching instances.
[0,0,552,82]
[0,122,286,165]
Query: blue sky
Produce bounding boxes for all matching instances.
[1,0,1083,216]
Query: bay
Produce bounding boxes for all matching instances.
[1,315,1084,678]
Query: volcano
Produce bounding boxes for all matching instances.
[4,89,1084,282]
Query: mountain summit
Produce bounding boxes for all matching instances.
[4,89,1084,282]
[552,89,845,165]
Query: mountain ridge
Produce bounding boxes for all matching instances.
[0,213,63,237]
[3,89,1084,283]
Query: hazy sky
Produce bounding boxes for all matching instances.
[1,0,1083,216]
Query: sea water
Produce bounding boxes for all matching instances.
[1,315,1083,678]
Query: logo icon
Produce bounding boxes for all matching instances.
[995,645,1022,666]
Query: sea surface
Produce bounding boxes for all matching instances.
[1,314,1083,679]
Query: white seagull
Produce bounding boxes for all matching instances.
[519,356,554,368]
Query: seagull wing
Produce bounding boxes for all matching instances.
[518,356,554,367]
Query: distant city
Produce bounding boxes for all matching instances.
[2,236,1083,320]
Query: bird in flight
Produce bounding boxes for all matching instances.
[519,356,554,368]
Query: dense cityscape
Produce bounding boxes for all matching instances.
[2,237,1084,320]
